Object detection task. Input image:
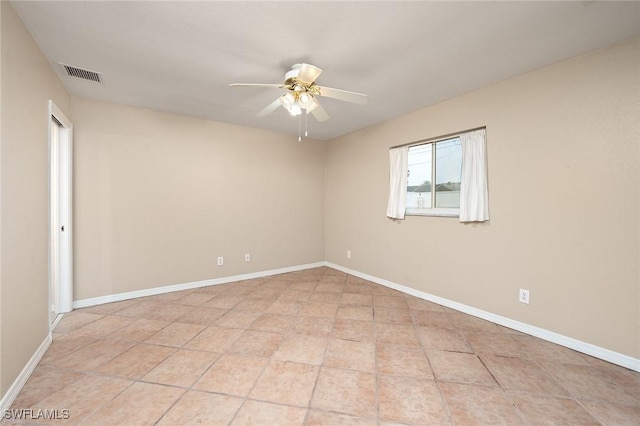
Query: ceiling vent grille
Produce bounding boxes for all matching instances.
[60,64,102,83]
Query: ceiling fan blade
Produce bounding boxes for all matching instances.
[309,99,329,122]
[229,83,283,88]
[296,63,322,85]
[257,97,282,117]
[317,86,368,105]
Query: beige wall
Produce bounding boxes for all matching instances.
[71,97,326,300]
[0,2,70,394]
[1,3,638,400]
[325,38,640,359]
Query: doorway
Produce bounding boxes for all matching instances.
[49,101,73,327]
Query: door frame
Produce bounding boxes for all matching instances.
[48,100,73,327]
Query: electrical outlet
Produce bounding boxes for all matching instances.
[244,253,251,262]
[346,250,351,259]
[519,288,530,304]
[217,256,224,266]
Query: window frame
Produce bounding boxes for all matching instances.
[405,136,462,218]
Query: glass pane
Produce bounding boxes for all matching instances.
[407,144,431,209]
[435,138,462,208]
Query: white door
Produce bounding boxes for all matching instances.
[49,101,73,325]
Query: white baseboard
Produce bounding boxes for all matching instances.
[326,262,640,373]
[0,262,325,409]
[73,262,326,309]
[67,259,639,372]
[50,313,64,332]
[3,260,637,411]
[0,333,52,412]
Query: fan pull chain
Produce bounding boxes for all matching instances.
[305,111,309,137]
[298,114,302,142]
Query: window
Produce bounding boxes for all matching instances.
[406,137,462,216]
[386,128,489,222]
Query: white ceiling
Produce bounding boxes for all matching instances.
[12,1,640,141]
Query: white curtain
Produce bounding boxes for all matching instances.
[459,129,490,222]
[386,146,409,219]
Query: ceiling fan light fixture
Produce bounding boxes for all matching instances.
[298,92,314,109]
[280,93,295,112]
[290,103,302,116]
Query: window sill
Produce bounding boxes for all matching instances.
[406,208,459,218]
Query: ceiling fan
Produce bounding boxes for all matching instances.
[229,63,367,140]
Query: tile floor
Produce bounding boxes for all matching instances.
[6,267,639,425]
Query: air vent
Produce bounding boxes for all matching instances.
[60,64,102,83]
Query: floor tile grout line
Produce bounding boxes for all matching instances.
[70,369,140,425]
[24,268,640,425]
[476,354,532,425]
[150,386,188,426]
[520,344,590,403]
[302,279,340,425]
[412,310,454,424]
[573,398,609,426]
[230,276,315,424]
[372,303,382,423]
